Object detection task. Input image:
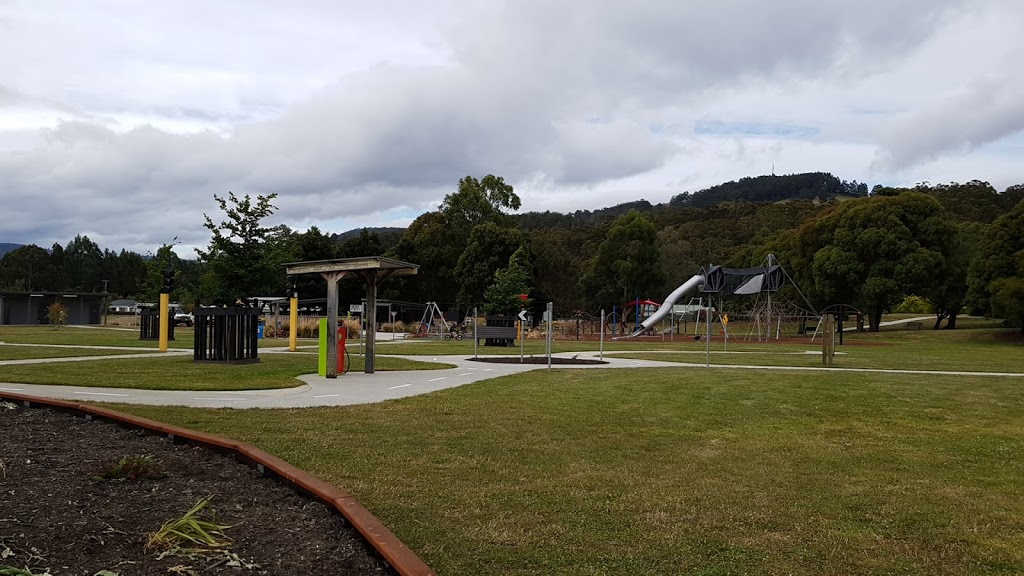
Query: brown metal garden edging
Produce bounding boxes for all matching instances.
[0,392,436,576]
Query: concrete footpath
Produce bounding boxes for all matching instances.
[2,339,1021,409]
[0,350,678,408]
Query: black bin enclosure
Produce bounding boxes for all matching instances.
[193,306,260,364]
[139,307,174,341]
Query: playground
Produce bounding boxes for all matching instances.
[3,320,1021,575]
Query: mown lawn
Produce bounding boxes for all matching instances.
[610,327,1024,373]
[0,352,454,391]
[0,345,153,361]
[116,367,1024,575]
[0,326,195,349]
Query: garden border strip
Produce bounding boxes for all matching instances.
[0,391,436,576]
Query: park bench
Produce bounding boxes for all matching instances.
[472,325,518,341]
[905,321,923,330]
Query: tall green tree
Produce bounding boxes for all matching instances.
[968,200,1024,333]
[0,245,58,290]
[393,175,522,307]
[796,191,957,331]
[337,228,386,305]
[286,226,338,302]
[143,244,183,302]
[195,192,282,304]
[580,210,665,309]
[64,235,103,291]
[455,222,529,311]
[921,222,982,329]
[109,249,148,298]
[49,243,66,290]
[484,245,534,315]
[440,174,520,230]
[917,180,1005,224]
[392,211,458,304]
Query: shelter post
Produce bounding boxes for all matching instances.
[322,271,347,378]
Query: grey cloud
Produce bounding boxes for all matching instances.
[874,76,1024,169]
[0,0,999,251]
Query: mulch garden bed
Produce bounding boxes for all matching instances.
[0,401,390,575]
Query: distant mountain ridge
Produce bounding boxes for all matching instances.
[0,243,23,258]
[329,227,405,250]
[669,172,867,207]
[0,173,877,255]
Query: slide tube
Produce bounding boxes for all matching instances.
[632,274,705,336]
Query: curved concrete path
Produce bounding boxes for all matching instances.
[2,343,1022,409]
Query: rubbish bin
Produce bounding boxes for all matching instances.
[257,321,265,339]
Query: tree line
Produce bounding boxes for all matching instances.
[1,174,1022,332]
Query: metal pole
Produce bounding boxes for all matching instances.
[473,307,478,358]
[600,309,605,360]
[520,313,525,363]
[289,292,298,352]
[705,295,711,368]
[546,301,553,369]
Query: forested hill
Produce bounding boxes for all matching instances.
[514,200,654,229]
[670,172,867,208]
[513,172,870,229]
[0,243,23,258]
[329,227,404,248]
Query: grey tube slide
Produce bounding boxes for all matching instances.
[633,273,705,335]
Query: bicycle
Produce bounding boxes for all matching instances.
[443,332,463,341]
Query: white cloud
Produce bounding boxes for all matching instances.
[0,0,1022,253]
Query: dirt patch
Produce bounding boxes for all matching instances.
[0,402,390,575]
[468,356,607,365]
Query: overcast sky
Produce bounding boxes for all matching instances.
[2,0,1023,255]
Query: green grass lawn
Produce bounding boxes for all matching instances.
[0,345,152,361]
[0,352,454,390]
[114,367,1024,575]
[0,325,195,349]
[610,328,1024,373]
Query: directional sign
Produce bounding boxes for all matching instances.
[517,310,528,322]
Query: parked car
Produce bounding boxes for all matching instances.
[173,312,194,327]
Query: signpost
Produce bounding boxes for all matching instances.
[546,302,553,369]
[518,309,528,363]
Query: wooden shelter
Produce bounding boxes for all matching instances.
[283,256,419,377]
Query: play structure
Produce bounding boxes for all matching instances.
[630,254,817,340]
[417,301,450,337]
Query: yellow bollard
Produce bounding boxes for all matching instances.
[158,292,169,352]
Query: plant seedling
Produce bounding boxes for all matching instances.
[98,455,164,481]
[0,567,53,576]
[146,496,233,551]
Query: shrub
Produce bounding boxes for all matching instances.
[46,301,68,328]
[893,295,932,314]
[98,455,165,481]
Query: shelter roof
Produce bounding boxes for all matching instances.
[282,256,418,277]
